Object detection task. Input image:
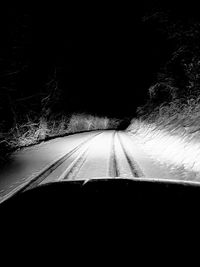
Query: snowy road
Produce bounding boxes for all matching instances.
[0,130,197,203]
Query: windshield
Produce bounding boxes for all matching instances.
[1,2,200,204]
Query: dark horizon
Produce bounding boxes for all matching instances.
[1,2,200,122]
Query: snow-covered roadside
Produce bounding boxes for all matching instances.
[128,120,200,181]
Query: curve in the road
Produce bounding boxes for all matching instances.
[1,130,147,204]
[0,132,103,202]
[26,131,145,185]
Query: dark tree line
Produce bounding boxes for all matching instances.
[0,8,69,132]
[138,6,200,116]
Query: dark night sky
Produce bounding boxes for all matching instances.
[1,1,200,119]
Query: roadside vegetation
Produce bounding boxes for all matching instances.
[0,112,120,165]
[0,68,121,165]
[128,9,200,177]
[132,9,200,139]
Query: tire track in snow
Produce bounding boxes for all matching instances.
[117,132,144,177]
[0,132,103,203]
